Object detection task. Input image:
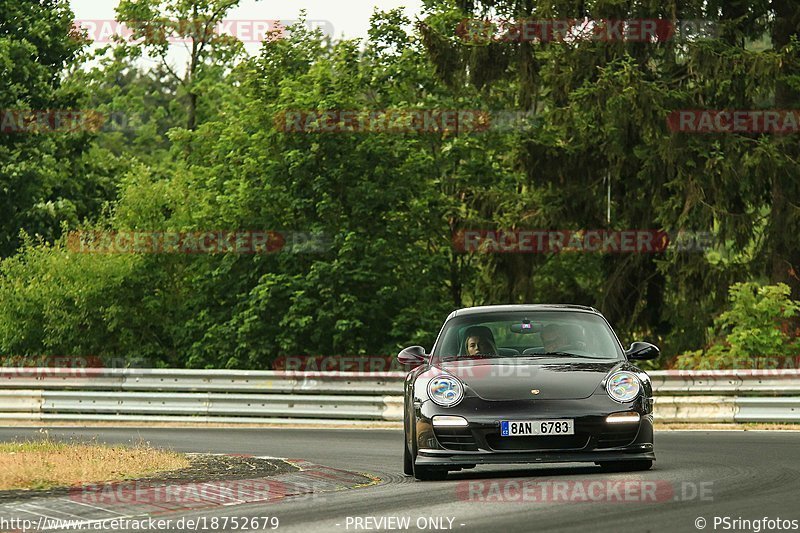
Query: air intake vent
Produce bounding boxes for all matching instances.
[596,427,638,448]
[433,427,479,451]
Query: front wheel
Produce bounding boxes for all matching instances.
[403,437,413,475]
[597,460,653,472]
[407,425,448,481]
[413,464,448,481]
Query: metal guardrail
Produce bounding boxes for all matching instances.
[649,370,800,396]
[0,368,400,394]
[0,368,798,424]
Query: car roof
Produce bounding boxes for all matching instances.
[449,304,601,319]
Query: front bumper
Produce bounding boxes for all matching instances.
[414,394,654,467]
[416,447,655,467]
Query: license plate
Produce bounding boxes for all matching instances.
[500,419,574,436]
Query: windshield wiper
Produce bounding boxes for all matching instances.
[440,354,507,362]
[535,352,596,359]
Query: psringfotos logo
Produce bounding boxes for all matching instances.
[710,517,800,532]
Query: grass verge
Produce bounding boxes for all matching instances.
[0,435,189,490]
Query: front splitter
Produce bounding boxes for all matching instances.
[416,446,655,466]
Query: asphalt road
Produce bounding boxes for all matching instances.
[1,427,799,533]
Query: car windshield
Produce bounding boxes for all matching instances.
[432,311,624,362]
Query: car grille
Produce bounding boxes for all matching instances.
[596,426,639,448]
[433,427,479,451]
[485,434,588,451]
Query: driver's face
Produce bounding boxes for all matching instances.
[467,336,491,355]
[542,328,567,352]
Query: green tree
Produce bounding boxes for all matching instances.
[674,282,800,369]
[2,0,799,371]
[417,0,800,358]
[0,0,117,257]
[115,0,254,131]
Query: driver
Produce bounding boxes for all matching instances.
[542,324,571,352]
[462,325,498,356]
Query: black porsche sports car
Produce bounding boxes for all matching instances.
[398,304,659,481]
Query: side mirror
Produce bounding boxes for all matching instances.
[397,345,428,366]
[625,341,660,360]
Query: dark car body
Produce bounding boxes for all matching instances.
[399,304,659,481]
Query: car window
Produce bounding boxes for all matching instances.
[433,311,623,361]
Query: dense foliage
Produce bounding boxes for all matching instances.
[1,0,798,368]
[673,282,800,369]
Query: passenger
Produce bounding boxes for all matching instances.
[462,325,498,356]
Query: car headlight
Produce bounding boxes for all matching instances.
[428,375,464,407]
[605,371,641,403]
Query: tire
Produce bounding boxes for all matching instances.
[403,437,414,475]
[598,460,653,472]
[413,465,448,481]
[408,423,448,481]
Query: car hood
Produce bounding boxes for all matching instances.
[438,359,625,400]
